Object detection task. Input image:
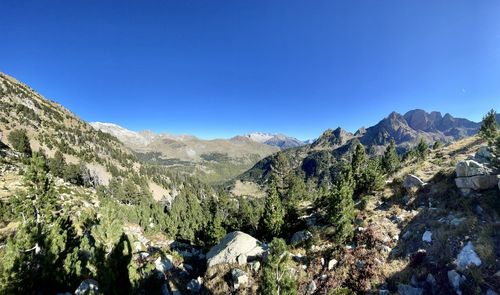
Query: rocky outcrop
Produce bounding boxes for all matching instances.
[206,231,266,268]
[455,160,492,177]
[455,156,499,193]
[455,175,499,191]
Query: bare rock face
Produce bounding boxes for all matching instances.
[206,231,266,268]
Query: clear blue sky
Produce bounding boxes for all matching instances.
[1,0,499,140]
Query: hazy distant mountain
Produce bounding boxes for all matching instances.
[90,123,281,183]
[242,132,306,149]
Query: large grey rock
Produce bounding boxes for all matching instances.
[403,174,425,191]
[231,269,248,289]
[206,231,265,268]
[455,160,492,177]
[397,284,423,295]
[75,279,99,295]
[457,241,481,270]
[455,175,499,191]
[290,230,313,244]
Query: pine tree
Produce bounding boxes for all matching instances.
[479,109,499,142]
[432,141,442,150]
[351,142,367,193]
[270,152,291,196]
[49,150,66,178]
[382,139,399,174]
[7,129,32,157]
[328,164,355,244]
[416,138,429,159]
[261,182,285,239]
[260,238,297,295]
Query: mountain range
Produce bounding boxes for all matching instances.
[236,109,499,189]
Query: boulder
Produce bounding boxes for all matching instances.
[290,230,313,244]
[397,284,423,295]
[457,241,481,270]
[206,231,265,268]
[422,231,432,243]
[403,174,425,191]
[75,279,99,295]
[305,280,317,295]
[187,277,203,293]
[455,175,499,191]
[328,258,338,270]
[155,255,174,273]
[231,269,248,289]
[455,160,492,177]
[474,147,493,163]
[447,270,465,293]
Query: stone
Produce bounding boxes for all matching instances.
[237,254,247,265]
[206,231,266,268]
[455,160,492,177]
[306,280,317,295]
[403,174,425,191]
[447,270,465,294]
[422,231,432,243]
[455,174,499,191]
[290,230,313,244]
[457,241,481,270]
[155,255,174,273]
[397,284,423,295]
[328,258,338,270]
[231,269,248,289]
[249,260,261,272]
[486,289,499,295]
[75,279,99,295]
[402,231,412,240]
[426,273,436,286]
[186,277,203,293]
[475,147,493,162]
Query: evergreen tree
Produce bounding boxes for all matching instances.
[49,150,66,178]
[351,142,367,194]
[327,164,355,244]
[260,182,285,239]
[432,141,442,150]
[359,158,385,194]
[205,209,226,247]
[7,129,32,157]
[270,152,291,196]
[260,238,297,295]
[479,109,499,142]
[382,139,399,174]
[416,138,429,159]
